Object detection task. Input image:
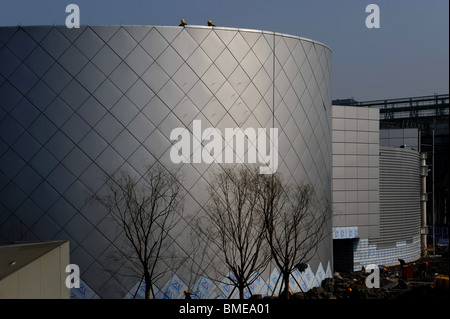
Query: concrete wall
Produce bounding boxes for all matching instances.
[332,105,380,240]
[0,241,70,298]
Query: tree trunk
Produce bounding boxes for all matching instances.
[283,272,290,299]
[145,273,151,299]
[239,284,245,299]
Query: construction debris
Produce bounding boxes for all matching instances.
[266,246,449,299]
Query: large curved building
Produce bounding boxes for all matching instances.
[0,25,333,298]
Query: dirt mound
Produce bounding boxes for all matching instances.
[269,247,449,299]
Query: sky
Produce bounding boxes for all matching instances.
[0,0,448,101]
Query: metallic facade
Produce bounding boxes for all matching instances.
[0,25,333,298]
[377,147,421,253]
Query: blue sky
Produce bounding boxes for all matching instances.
[1,0,448,101]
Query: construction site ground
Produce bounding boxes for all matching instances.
[288,246,449,300]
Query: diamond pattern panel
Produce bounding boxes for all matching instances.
[5,28,37,60]
[0,26,332,299]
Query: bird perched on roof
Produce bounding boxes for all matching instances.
[207,20,216,27]
[179,19,187,27]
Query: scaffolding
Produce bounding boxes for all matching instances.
[337,94,449,120]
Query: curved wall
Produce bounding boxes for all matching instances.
[0,25,332,298]
[377,146,421,262]
[352,146,421,271]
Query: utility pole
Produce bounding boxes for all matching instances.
[420,128,436,256]
[420,151,428,257]
[432,128,435,255]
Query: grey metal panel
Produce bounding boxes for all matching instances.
[74,28,105,60]
[25,81,56,111]
[63,180,92,211]
[31,213,60,240]
[77,96,107,127]
[40,28,71,60]
[0,47,22,79]
[80,227,111,257]
[42,62,72,94]
[5,28,37,60]
[48,197,78,228]
[58,45,89,76]
[78,163,106,194]
[75,62,106,93]
[60,80,89,111]
[44,130,75,161]
[127,112,155,142]
[0,148,26,179]
[95,146,125,175]
[141,62,169,93]
[8,64,38,95]
[109,62,138,93]
[62,147,91,177]
[15,197,44,228]
[92,79,122,110]
[78,129,108,161]
[111,96,139,126]
[376,147,421,247]
[0,181,26,212]
[111,129,140,160]
[91,26,120,43]
[214,48,238,78]
[10,98,39,128]
[29,147,59,178]
[14,165,43,194]
[61,113,90,144]
[107,27,137,59]
[94,113,123,143]
[156,46,184,77]
[91,45,122,76]
[30,181,59,211]
[28,114,58,145]
[71,244,96,275]
[12,131,41,162]
[44,97,74,127]
[125,79,155,110]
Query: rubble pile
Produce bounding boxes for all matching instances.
[280,246,449,300]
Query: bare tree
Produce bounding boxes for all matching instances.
[197,166,271,299]
[263,182,332,299]
[93,163,183,299]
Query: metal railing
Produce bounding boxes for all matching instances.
[336,94,449,120]
[333,94,449,120]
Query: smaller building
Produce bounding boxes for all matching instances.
[332,105,421,272]
[0,241,70,298]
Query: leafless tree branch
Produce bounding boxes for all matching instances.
[92,163,184,299]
